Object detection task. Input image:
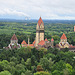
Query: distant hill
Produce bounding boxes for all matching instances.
[0,19,75,24]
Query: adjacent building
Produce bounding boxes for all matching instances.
[8,34,20,49]
[56,33,75,52]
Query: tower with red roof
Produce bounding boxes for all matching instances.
[59,33,69,48]
[11,34,18,45]
[35,17,44,46]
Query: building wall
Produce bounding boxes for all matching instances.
[61,39,67,42]
[11,40,18,44]
[35,23,44,47]
[35,31,40,46]
[40,32,44,41]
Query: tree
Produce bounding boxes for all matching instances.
[10,56,19,64]
[25,70,32,75]
[52,70,63,75]
[63,69,69,75]
[34,71,51,75]
[21,58,25,65]
[0,70,11,75]
[40,58,49,70]
[25,58,31,70]
[52,60,66,72]
[15,64,25,75]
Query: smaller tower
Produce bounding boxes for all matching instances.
[11,34,18,45]
[51,38,54,48]
[74,26,75,32]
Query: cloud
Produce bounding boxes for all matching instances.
[0,0,75,19]
[0,8,30,17]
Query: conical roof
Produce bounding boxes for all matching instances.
[51,38,54,41]
[38,17,44,26]
[21,40,27,44]
[11,34,18,40]
[61,33,67,39]
[45,38,48,41]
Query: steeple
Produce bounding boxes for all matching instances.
[38,17,44,26]
[51,38,54,41]
[60,33,67,42]
[61,33,67,39]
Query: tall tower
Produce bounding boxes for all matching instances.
[35,17,44,46]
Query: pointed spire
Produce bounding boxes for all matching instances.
[11,34,18,40]
[61,33,67,39]
[45,38,48,41]
[51,38,54,41]
[38,17,44,26]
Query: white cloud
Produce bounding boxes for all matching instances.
[0,0,75,19]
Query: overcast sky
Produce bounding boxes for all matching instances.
[0,0,75,20]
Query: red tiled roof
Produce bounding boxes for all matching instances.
[29,44,34,46]
[21,40,27,44]
[69,45,75,48]
[38,17,44,26]
[11,34,18,40]
[38,40,45,46]
[61,33,67,39]
[45,38,48,41]
[33,40,35,44]
[51,38,54,41]
[27,44,34,47]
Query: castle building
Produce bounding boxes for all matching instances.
[56,33,75,52]
[21,17,54,49]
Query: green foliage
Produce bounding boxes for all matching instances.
[34,71,51,75]
[0,70,11,75]
[0,38,75,75]
[52,70,63,75]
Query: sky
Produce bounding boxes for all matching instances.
[0,0,75,20]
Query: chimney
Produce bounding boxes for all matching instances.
[28,38,29,46]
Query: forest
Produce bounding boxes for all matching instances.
[0,20,75,75]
